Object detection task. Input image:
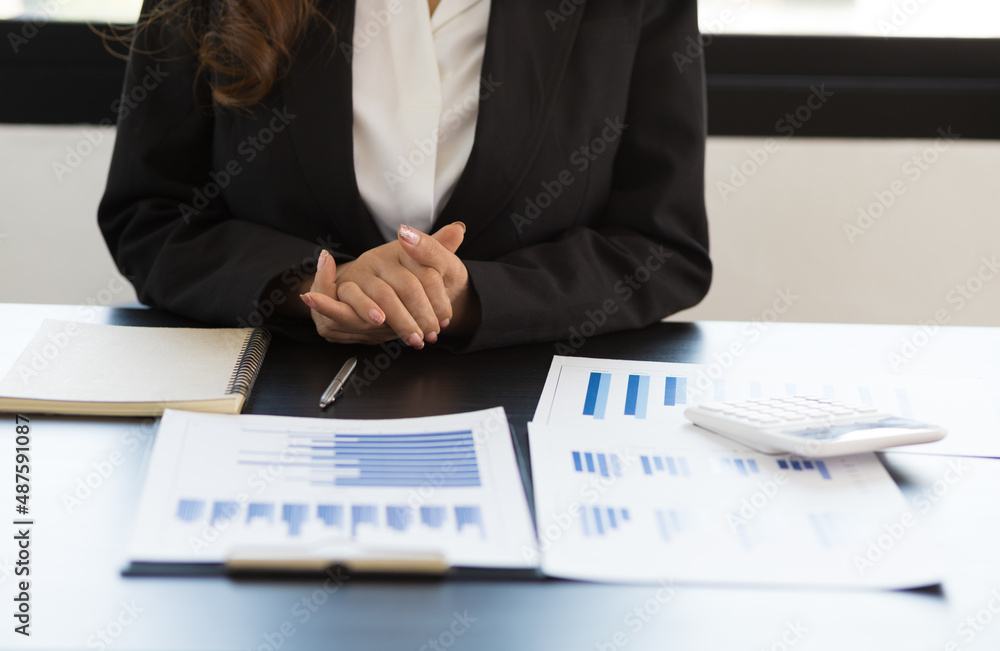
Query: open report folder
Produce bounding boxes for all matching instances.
[126,408,538,574]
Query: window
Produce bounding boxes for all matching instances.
[699,0,1000,38]
[0,0,143,23]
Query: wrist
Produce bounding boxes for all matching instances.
[444,283,481,337]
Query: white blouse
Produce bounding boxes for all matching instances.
[351,0,492,241]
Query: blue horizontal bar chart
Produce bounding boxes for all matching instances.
[239,429,481,488]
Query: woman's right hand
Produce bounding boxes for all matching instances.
[300,222,466,347]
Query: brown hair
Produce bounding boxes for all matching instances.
[120,0,332,109]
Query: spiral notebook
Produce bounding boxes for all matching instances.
[0,320,270,416]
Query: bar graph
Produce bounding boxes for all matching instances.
[654,508,692,542]
[580,506,631,537]
[808,512,849,549]
[173,498,488,540]
[420,506,446,529]
[317,504,343,528]
[662,376,688,407]
[572,450,623,478]
[640,454,690,477]
[716,457,761,476]
[247,503,274,524]
[583,372,612,418]
[456,506,485,539]
[177,499,204,522]
[283,504,308,536]
[624,375,650,418]
[210,501,239,526]
[237,429,481,488]
[778,458,832,480]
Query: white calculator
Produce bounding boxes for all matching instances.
[684,395,946,458]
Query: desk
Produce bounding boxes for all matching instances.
[3,303,1000,650]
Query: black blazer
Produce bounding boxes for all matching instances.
[99,0,711,352]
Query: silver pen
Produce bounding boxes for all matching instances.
[319,357,358,408]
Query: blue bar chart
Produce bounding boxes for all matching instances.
[237,429,481,488]
[176,499,204,522]
[662,376,687,406]
[778,458,832,480]
[654,508,691,542]
[572,450,623,477]
[640,454,691,477]
[580,506,631,537]
[175,499,488,540]
[247,503,274,524]
[283,504,308,536]
[624,375,650,418]
[717,457,761,476]
[583,372,612,418]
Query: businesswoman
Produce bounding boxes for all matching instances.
[99,0,712,353]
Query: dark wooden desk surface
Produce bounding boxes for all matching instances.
[3,303,1000,650]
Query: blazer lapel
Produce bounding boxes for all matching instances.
[433,1,586,242]
[282,0,387,252]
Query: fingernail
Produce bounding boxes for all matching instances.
[300,293,318,309]
[399,225,420,246]
[452,221,467,233]
[407,332,424,349]
[317,250,329,270]
[440,318,451,329]
[426,331,438,344]
[369,309,384,325]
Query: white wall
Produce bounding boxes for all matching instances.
[1,124,998,327]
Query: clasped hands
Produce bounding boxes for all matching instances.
[299,222,478,348]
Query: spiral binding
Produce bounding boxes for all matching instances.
[226,328,271,398]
